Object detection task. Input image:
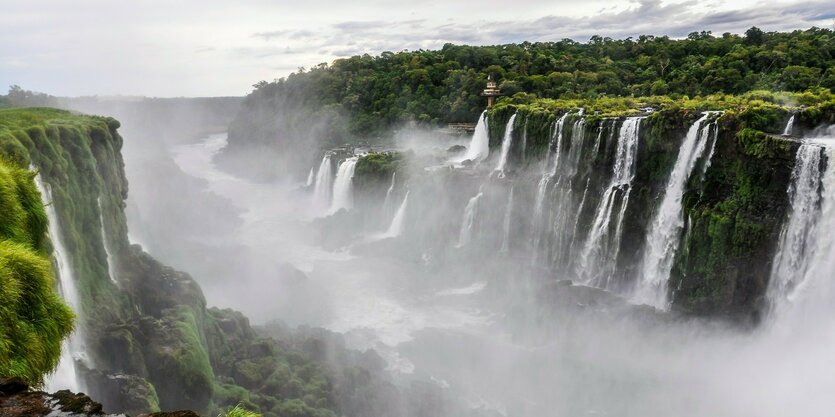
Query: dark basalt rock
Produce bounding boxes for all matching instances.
[0,378,27,395]
[0,385,115,417]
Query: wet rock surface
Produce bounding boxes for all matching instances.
[0,378,120,417]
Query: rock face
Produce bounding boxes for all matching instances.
[0,377,111,417]
[0,108,430,417]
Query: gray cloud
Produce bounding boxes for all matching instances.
[3,0,831,96]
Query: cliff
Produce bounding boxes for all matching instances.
[0,108,394,417]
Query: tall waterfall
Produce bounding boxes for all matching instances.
[305,167,315,186]
[579,117,642,288]
[500,186,514,253]
[768,143,828,310]
[97,197,117,284]
[495,113,517,176]
[546,117,587,267]
[783,114,796,136]
[330,157,359,213]
[532,115,570,232]
[531,113,570,262]
[382,172,397,224]
[35,174,85,393]
[457,190,484,247]
[460,110,489,163]
[381,191,410,239]
[635,113,718,308]
[312,154,333,212]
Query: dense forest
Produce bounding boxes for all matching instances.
[223,27,834,176]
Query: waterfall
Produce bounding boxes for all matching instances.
[330,157,359,213]
[500,186,514,253]
[547,117,587,266]
[531,113,572,263]
[460,110,489,163]
[312,154,333,212]
[305,167,315,186]
[380,192,410,239]
[97,197,118,284]
[495,113,517,177]
[769,139,835,323]
[783,114,796,136]
[457,190,484,247]
[382,172,397,224]
[768,143,827,308]
[635,113,718,308]
[531,113,570,261]
[579,117,643,288]
[35,174,85,393]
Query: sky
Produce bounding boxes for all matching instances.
[1,0,832,97]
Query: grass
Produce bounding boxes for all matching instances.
[221,404,261,417]
[0,158,74,386]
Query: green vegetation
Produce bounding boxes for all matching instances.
[484,94,832,321]
[227,27,833,167]
[221,404,261,417]
[0,160,74,386]
[1,106,408,417]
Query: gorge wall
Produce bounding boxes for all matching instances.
[0,108,412,417]
[335,93,834,325]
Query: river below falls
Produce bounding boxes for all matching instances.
[160,132,835,417]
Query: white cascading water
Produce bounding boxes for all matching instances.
[97,197,118,284]
[579,117,642,288]
[500,186,514,253]
[495,113,517,177]
[330,157,359,213]
[532,114,570,229]
[460,110,489,163]
[312,154,333,212]
[382,172,397,225]
[547,117,587,266]
[768,143,827,310]
[635,113,718,308]
[305,167,315,187]
[35,174,85,393]
[457,190,484,247]
[783,114,796,136]
[380,191,409,239]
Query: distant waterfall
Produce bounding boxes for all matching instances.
[546,117,587,266]
[533,114,570,226]
[461,110,489,163]
[579,117,642,288]
[305,167,315,186]
[457,190,484,247]
[500,186,514,253]
[635,113,719,308]
[768,143,828,309]
[531,113,570,261]
[381,192,409,239]
[35,174,85,393]
[330,157,359,213]
[783,114,796,136]
[495,113,517,177]
[382,172,397,224]
[312,154,333,212]
[97,197,118,284]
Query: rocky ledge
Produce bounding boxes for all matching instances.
[0,377,199,417]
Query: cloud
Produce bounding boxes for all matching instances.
[3,0,831,96]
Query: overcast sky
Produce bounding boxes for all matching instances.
[1,0,832,97]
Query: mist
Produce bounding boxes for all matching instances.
[84,96,835,416]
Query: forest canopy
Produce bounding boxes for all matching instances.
[234,26,834,142]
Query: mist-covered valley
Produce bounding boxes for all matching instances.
[2,11,835,417]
